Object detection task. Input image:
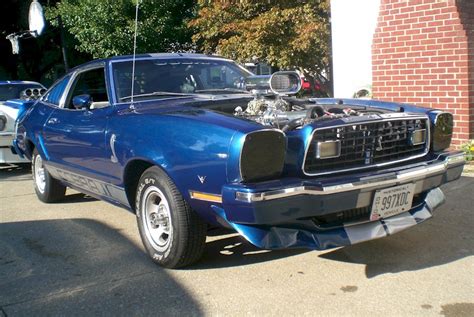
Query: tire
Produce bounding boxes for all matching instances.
[136,166,207,268]
[32,149,66,203]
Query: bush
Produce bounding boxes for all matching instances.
[461,140,474,161]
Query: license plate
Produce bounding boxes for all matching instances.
[370,183,415,221]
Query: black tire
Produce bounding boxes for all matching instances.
[136,166,207,268]
[32,149,66,203]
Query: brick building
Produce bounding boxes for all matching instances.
[372,0,473,145]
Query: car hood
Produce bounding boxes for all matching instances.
[0,102,20,120]
[119,94,261,134]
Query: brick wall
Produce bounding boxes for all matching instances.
[372,0,474,145]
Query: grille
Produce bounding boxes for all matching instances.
[304,118,429,175]
[312,206,371,229]
[311,194,424,229]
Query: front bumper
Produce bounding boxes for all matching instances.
[212,151,465,250]
[221,151,465,225]
[0,133,28,163]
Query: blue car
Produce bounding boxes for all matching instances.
[13,53,465,268]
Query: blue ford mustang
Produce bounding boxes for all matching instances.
[13,53,465,268]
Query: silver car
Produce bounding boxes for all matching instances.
[0,80,45,164]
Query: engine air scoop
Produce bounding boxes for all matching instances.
[245,71,301,96]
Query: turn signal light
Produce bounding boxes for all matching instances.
[409,129,426,146]
[316,140,341,159]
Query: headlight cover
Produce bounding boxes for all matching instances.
[240,130,286,182]
[432,112,453,152]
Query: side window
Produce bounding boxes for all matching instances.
[43,75,71,106]
[66,68,108,109]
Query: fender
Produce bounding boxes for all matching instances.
[112,108,254,197]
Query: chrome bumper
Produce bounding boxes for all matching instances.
[0,132,15,147]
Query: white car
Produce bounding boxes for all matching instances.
[0,80,45,164]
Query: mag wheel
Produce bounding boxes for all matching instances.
[136,166,207,268]
[32,149,66,203]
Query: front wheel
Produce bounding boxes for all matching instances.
[32,149,66,203]
[136,166,207,268]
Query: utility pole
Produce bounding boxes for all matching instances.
[58,16,69,72]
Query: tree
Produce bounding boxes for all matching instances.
[48,0,195,59]
[189,0,331,94]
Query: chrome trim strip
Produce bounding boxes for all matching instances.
[236,152,464,202]
[302,115,431,176]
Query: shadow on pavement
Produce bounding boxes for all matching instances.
[60,193,98,204]
[319,176,474,278]
[0,219,202,316]
[0,163,31,181]
[194,232,307,270]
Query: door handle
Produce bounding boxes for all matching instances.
[47,117,59,124]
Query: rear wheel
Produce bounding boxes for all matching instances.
[32,149,66,203]
[136,166,207,268]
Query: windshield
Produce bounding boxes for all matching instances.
[0,83,44,101]
[112,58,252,102]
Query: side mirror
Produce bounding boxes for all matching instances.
[72,94,92,110]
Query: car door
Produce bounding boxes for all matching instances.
[42,65,116,185]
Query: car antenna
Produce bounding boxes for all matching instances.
[129,0,141,111]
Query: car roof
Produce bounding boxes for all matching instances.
[72,53,236,71]
[110,52,231,61]
[0,80,44,87]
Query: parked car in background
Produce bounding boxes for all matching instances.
[14,53,465,268]
[0,81,46,164]
[353,85,372,99]
[300,73,330,97]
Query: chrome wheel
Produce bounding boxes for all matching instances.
[34,154,46,193]
[31,149,66,203]
[136,166,207,268]
[141,186,172,252]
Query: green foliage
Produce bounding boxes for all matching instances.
[189,0,331,76]
[47,0,195,59]
[461,140,474,161]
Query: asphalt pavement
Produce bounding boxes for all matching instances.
[1,164,473,316]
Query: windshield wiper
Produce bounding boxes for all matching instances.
[119,91,195,101]
[194,88,250,94]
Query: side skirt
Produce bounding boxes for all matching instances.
[46,164,131,210]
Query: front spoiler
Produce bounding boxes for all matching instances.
[210,151,465,250]
[212,187,445,250]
